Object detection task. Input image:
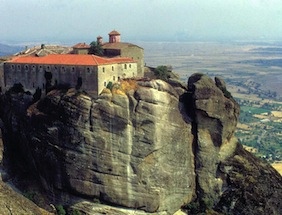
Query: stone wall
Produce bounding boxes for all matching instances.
[4,63,97,94]
[73,48,89,55]
[3,61,137,96]
[97,62,137,93]
[120,46,144,77]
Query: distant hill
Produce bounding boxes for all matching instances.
[0,43,24,56]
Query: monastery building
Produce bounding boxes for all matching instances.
[2,30,143,96]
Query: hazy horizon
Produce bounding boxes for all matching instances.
[1,0,282,45]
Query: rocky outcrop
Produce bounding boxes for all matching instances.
[0,123,53,215]
[1,80,195,214]
[0,74,281,215]
[186,74,240,203]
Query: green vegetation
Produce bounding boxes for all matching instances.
[183,201,201,214]
[23,190,36,202]
[89,41,104,56]
[55,205,66,215]
[153,65,171,81]
[240,106,271,114]
[183,197,219,215]
[67,208,82,215]
[236,101,282,162]
[49,204,82,215]
[106,81,113,90]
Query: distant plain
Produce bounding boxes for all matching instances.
[139,41,282,168]
[139,41,282,98]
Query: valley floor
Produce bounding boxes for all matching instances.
[140,41,282,164]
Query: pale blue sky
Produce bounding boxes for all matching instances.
[0,0,282,43]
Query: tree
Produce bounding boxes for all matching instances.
[89,41,104,56]
[153,65,171,81]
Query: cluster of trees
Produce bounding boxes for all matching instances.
[89,41,103,56]
[153,65,172,81]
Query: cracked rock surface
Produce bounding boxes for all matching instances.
[0,75,281,215]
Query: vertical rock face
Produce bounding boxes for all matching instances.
[186,74,240,202]
[0,123,52,214]
[185,74,282,215]
[0,74,281,215]
[20,80,195,214]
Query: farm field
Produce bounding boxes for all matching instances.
[272,162,282,175]
[139,41,282,165]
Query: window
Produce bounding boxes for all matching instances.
[113,76,115,81]
[124,64,127,69]
[104,81,107,87]
[17,65,21,70]
[87,67,91,73]
[25,65,29,70]
[112,66,114,71]
[129,64,131,68]
[47,66,50,71]
[72,67,75,73]
[103,67,105,72]
[11,65,15,70]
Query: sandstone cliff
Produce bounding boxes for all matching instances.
[0,74,281,215]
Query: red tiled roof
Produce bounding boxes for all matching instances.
[72,43,91,49]
[7,54,135,66]
[108,30,120,36]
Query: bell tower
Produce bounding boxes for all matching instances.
[108,30,121,43]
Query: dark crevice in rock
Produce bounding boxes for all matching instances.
[179,87,202,207]
[89,101,94,132]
